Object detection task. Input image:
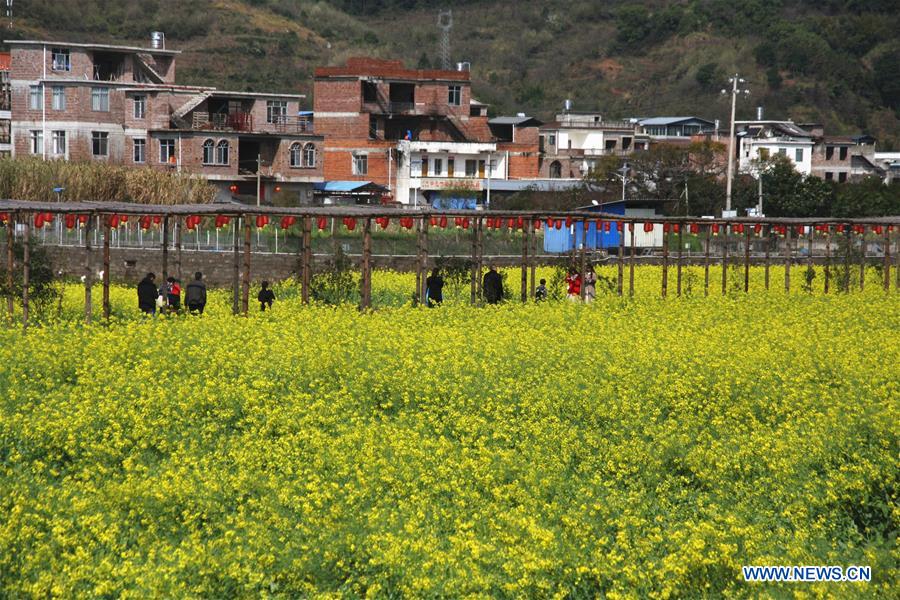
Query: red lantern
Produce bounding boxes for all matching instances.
[34,213,45,228]
[439,216,448,228]
[853,225,865,235]
[663,223,670,233]
[874,225,883,235]
[546,218,554,229]
[139,215,151,230]
[274,185,282,193]
[534,219,542,230]
[65,214,76,229]
[506,217,514,229]
[754,223,762,234]
[836,224,845,233]
[795,225,804,236]
[345,217,357,231]
[430,216,438,227]
[0,212,7,224]
[229,184,238,193]
[712,224,720,234]
[643,222,654,233]
[317,217,327,230]
[461,218,469,230]
[79,214,89,225]
[616,221,623,233]
[554,219,563,230]
[109,214,119,229]
[628,222,634,232]
[565,216,572,228]
[690,223,700,234]
[733,223,743,234]
[118,215,127,223]
[604,221,611,233]
[516,216,524,230]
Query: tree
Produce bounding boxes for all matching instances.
[832,176,900,217]
[760,155,833,216]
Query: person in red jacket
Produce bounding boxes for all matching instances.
[565,267,582,302]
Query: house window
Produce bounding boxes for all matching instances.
[91,132,109,157]
[29,86,41,110]
[825,171,833,181]
[420,156,428,177]
[838,172,847,183]
[448,158,455,177]
[267,101,287,124]
[549,160,562,179]
[825,146,834,160]
[465,159,477,177]
[448,85,461,106]
[548,134,556,146]
[432,158,443,176]
[839,147,848,161]
[303,143,316,168]
[133,95,146,119]
[30,130,43,154]
[216,140,229,165]
[758,148,770,160]
[91,87,109,112]
[133,138,146,163]
[352,153,367,175]
[51,87,65,111]
[289,142,301,167]
[778,148,787,156]
[159,138,175,164]
[200,139,213,164]
[51,130,66,156]
[795,149,803,162]
[51,48,70,72]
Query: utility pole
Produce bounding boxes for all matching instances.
[256,154,262,207]
[722,74,749,215]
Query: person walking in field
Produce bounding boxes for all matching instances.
[425,268,444,307]
[483,265,503,304]
[535,278,548,302]
[185,271,207,314]
[583,265,597,304]
[137,272,158,315]
[565,267,582,302]
[258,281,275,311]
[165,276,181,313]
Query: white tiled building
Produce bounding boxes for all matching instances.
[735,120,815,175]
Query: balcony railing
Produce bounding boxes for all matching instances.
[266,115,315,134]
[192,111,254,132]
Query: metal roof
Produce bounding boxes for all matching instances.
[488,116,542,126]
[638,117,714,126]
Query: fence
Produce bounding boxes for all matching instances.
[1,199,897,328]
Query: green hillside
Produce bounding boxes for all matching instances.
[9,0,900,147]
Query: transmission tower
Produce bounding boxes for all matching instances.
[437,10,452,70]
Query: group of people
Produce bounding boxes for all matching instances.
[564,266,597,303]
[137,272,275,315]
[423,265,505,307]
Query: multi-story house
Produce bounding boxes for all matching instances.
[735,120,815,175]
[313,57,498,204]
[801,124,883,183]
[538,111,649,179]
[6,35,324,204]
[637,116,717,143]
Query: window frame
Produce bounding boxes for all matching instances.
[133,138,146,164]
[51,130,66,156]
[302,143,316,168]
[30,130,43,155]
[91,87,110,112]
[432,157,443,176]
[133,95,146,119]
[352,153,368,175]
[795,148,803,162]
[51,86,65,111]
[51,48,71,72]
[159,138,176,164]
[91,131,109,157]
[202,139,214,165]
[215,140,229,165]
[29,86,42,111]
[448,85,461,106]
[266,100,288,124]
[289,142,302,167]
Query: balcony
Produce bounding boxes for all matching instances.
[192,111,254,132]
[267,115,315,134]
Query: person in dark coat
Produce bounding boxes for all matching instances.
[258,281,275,311]
[137,272,157,315]
[185,271,207,314]
[425,268,444,307]
[482,265,503,304]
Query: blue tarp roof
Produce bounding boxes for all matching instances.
[314,181,377,193]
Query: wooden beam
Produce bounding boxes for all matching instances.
[884,226,891,292]
[617,221,625,296]
[420,217,429,301]
[859,227,866,291]
[580,220,587,301]
[415,218,423,303]
[6,212,14,318]
[629,223,635,297]
[84,212,93,324]
[824,228,831,294]
[744,227,751,293]
[661,224,669,298]
[22,212,29,330]
[784,226,792,293]
[763,225,770,290]
[703,225,711,296]
[361,217,372,310]
[302,216,312,304]
[242,216,251,315]
[529,220,537,299]
[843,224,851,292]
[102,215,111,322]
[232,217,240,315]
[520,221,528,302]
[174,217,182,282]
[161,216,169,281]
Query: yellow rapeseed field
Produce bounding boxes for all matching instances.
[0,268,897,598]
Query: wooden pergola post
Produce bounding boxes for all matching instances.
[676,222,683,297]
[242,216,251,315]
[579,220,587,301]
[744,227,751,293]
[529,220,537,299]
[232,216,240,315]
[22,212,29,329]
[661,224,669,298]
[361,217,372,310]
[764,225,771,290]
[84,212,93,324]
[415,218,423,303]
[520,221,528,302]
[6,212,14,318]
[842,223,851,292]
[174,216,182,282]
[859,226,866,291]
[824,227,831,294]
[807,226,814,283]
[617,221,625,296]
[703,225,711,296]
[302,216,312,304]
[721,224,729,295]
[102,214,111,322]
[784,225,792,293]
[470,217,482,305]
[883,226,891,292]
[161,216,169,281]
[419,217,429,301]
[629,223,635,297]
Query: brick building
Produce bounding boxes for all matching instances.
[6,36,324,204]
[800,124,883,183]
[0,52,10,156]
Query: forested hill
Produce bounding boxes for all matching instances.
[9,0,900,147]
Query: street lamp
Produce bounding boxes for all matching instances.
[616,164,628,204]
[722,75,750,215]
